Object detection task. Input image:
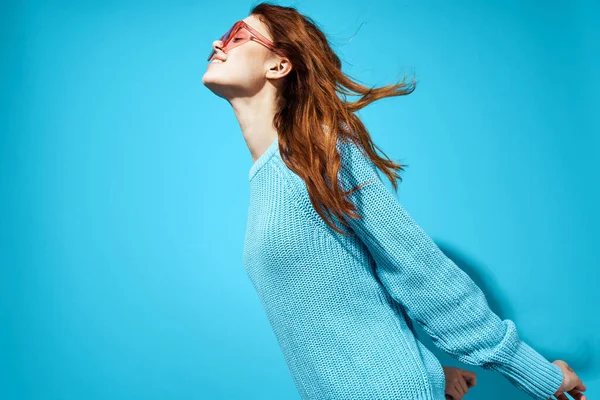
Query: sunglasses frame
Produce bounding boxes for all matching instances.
[207,20,287,62]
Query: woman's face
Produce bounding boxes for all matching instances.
[202,15,279,100]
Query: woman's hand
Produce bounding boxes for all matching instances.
[550,360,587,400]
[442,366,476,400]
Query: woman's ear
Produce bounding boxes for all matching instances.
[267,57,293,79]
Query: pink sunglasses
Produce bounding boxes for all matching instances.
[207,20,287,62]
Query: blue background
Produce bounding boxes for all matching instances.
[1,0,598,399]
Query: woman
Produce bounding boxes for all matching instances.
[202,3,587,400]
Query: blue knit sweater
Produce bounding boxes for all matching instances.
[243,136,564,400]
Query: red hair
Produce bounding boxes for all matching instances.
[251,2,417,235]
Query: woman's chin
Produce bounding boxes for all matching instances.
[202,79,230,99]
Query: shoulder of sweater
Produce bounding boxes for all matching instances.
[271,140,382,202]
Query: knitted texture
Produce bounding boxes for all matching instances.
[243,136,564,400]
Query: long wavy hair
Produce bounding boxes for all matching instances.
[251,2,417,236]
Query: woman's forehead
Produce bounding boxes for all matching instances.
[242,15,272,40]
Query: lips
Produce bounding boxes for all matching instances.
[211,54,226,62]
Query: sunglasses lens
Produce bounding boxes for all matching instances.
[222,27,233,42]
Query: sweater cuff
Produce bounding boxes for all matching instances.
[489,335,564,400]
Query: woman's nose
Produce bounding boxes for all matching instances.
[212,40,223,51]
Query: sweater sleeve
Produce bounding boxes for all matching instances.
[337,140,564,400]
